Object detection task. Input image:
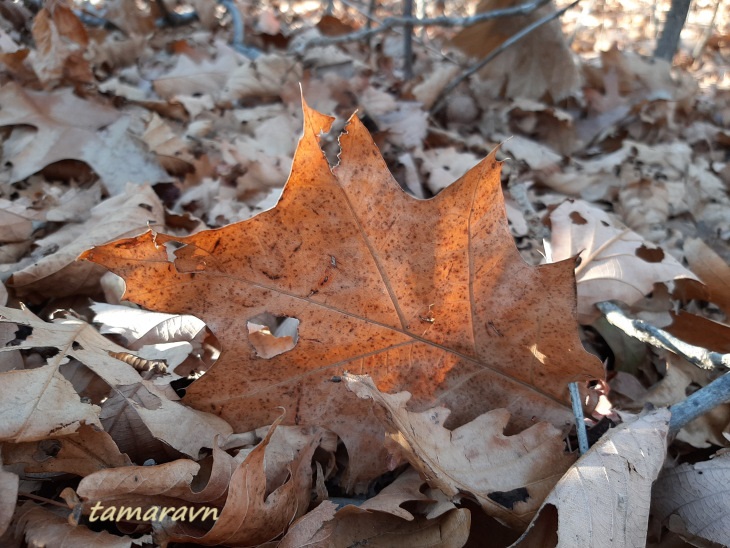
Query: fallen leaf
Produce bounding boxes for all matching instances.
[683,237,730,316]
[153,416,323,546]
[548,199,699,322]
[513,408,670,547]
[0,461,19,537]
[451,0,582,102]
[652,452,730,547]
[0,306,232,458]
[11,502,134,548]
[30,4,92,86]
[8,184,164,302]
[82,100,603,490]
[345,373,576,529]
[279,501,471,548]
[0,83,167,193]
[2,424,131,477]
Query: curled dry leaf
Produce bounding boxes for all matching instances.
[652,452,730,547]
[153,416,323,546]
[68,441,234,516]
[345,373,575,529]
[3,424,131,477]
[513,408,670,547]
[0,83,168,194]
[9,184,164,302]
[683,237,730,316]
[82,100,602,490]
[548,199,698,322]
[0,306,232,457]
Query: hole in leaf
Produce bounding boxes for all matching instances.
[247,313,299,359]
[635,244,664,263]
[569,211,587,225]
[487,487,530,510]
[7,324,32,346]
[163,240,185,262]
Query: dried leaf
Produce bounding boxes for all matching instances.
[154,416,323,546]
[3,424,131,477]
[0,306,232,457]
[82,101,602,490]
[345,373,575,529]
[12,503,133,548]
[9,185,164,302]
[0,462,19,537]
[548,199,699,321]
[0,83,167,193]
[683,237,730,316]
[451,0,581,101]
[652,452,730,547]
[513,408,670,547]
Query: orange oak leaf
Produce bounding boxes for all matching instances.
[81,100,603,491]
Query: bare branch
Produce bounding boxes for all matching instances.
[669,373,730,436]
[302,0,552,47]
[430,0,581,113]
[218,0,261,59]
[596,301,730,370]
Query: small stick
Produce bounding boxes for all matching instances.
[430,0,581,114]
[402,0,414,80]
[218,0,261,59]
[596,301,730,370]
[569,382,590,454]
[669,373,730,437]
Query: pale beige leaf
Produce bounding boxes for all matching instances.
[9,185,164,301]
[502,136,562,171]
[0,306,232,458]
[653,453,730,547]
[345,374,576,529]
[514,408,670,547]
[0,365,102,443]
[548,199,699,321]
[221,53,302,102]
[356,468,433,520]
[0,463,19,536]
[153,44,240,101]
[12,503,133,548]
[3,424,131,477]
[90,303,206,350]
[0,83,167,193]
[684,237,730,316]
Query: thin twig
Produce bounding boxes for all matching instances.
[569,382,590,454]
[669,373,730,437]
[596,301,730,370]
[430,0,582,114]
[402,0,414,80]
[335,0,459,66]
[302,0,552,47]
[218,0,261,59]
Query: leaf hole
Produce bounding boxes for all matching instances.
[635,244,664,263]
[247,313,300,359]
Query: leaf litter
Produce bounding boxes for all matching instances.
[0,0,729,546]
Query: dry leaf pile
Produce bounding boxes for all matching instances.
[0,0,729,546]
